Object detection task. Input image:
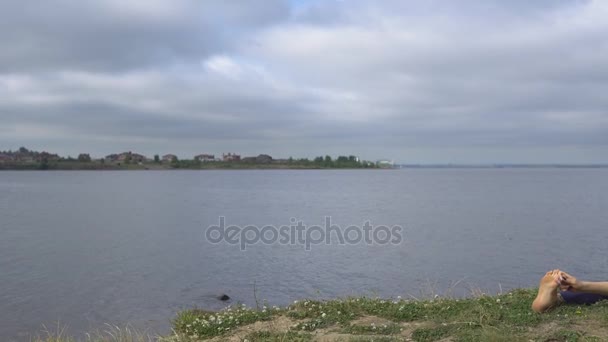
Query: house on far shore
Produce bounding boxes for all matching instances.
[123,152,147,163]
[255,154,272,164]
[37,152,60,162]
[0,154,13,163]
[105,151,147,163]
[222,153,241,162]
[162,154,177,162]
[132,153,147,163]
[194,154,215,162]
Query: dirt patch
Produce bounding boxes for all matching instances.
[204,315,434,341]
[397,321,429,338]
[570,321,608,339]
[531,321,560,337]
[532,320,608,341]
[313,332,357,341]
[314,332,410,341]
[351,315,395,327]
[207,316,298,341]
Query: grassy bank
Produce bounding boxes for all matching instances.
[33,289,608,341]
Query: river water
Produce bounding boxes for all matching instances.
[1,169,607,340]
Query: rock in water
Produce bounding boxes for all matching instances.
[218,294,230,301]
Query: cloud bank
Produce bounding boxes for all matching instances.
[1,0,607,163]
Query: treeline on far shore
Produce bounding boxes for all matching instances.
[164,155,377,170]
[0,148,382,170]
[0,158,378,170]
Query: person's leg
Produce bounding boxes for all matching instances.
[532,270,562,313]
[559,291,608,305]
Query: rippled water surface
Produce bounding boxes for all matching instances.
[1,169,607,340]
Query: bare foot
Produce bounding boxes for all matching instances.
[532,270,561,313]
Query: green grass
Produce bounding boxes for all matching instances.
[30,323,164,342]
[29,289,608,341]
[171,289,608,341]
[344,323,402,335]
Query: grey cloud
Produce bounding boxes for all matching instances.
[0,0,607,163]
[0,0,289,72]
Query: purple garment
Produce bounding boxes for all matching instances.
[560,291,608,305]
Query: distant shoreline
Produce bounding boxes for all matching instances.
[2,164,607,171]
[0,162,385,171]
[0,148,382,170]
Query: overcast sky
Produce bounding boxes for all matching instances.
[1,0,607,163]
